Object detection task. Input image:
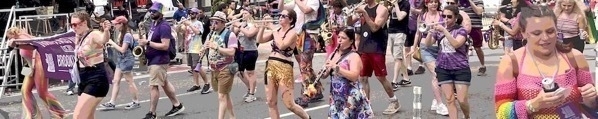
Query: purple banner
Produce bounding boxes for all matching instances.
[15,32,77,80]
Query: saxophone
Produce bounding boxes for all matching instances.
[486,14,502,50]
[320,9,333,45]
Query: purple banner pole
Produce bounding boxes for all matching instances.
[15,32,77,80]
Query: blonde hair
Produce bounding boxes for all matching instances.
[7,27,28,38]
[554,0,586,17]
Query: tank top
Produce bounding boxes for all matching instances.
[557,13,580,38]
[239,23,258,51]
[357,4,388,54]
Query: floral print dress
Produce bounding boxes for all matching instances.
[328,57,374,119]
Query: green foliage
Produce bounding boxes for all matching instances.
[211,0,231,12]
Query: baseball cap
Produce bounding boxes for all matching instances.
[111,16,128,24]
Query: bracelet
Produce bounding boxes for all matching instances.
[146,41,150,46]
[526,100,537,113]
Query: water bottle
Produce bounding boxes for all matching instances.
[579,29,586,41]
[542,78,559,92]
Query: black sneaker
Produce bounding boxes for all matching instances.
[186,85,201,92]
[200,84,213,94]
[295,97,309,108]
[309,93,324,102]
[165,103,185,117]
[414,66,426,74]
[398,79,412,87]
[477,66,487,76]
[143,112,156,119]
[391,82,399,91]
[407,69,414,75]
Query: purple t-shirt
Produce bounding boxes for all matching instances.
[408,0,424,31]
[145,20,173,65]
[434,26,469,70]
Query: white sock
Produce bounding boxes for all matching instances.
[389,96,397,102]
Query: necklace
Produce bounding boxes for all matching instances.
[525,46,560,88]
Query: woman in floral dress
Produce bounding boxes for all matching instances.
[324,29,374,119]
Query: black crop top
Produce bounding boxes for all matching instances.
[271,27,294,57]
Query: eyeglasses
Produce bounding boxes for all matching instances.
[441,15,453,19]
[446,2,456,5]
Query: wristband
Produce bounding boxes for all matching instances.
[526,100,537,113]
[146,41,150,46]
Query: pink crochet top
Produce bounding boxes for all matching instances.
[494,48,593,119]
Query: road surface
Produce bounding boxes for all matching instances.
[0,44,596,119]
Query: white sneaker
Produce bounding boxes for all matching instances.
[244,95,257,103]
[66,90,74,96]
[431,99,438,111]
[436,103,449,116]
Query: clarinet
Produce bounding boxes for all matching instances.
[304,45,340,96]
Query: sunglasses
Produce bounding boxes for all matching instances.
[446,2,456,5]
[441,15,453,19]
[280,14,290,18]
[70,22,81,28]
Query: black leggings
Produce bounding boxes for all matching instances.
[563,36,585,53]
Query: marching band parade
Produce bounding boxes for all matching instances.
[0,0,598,118]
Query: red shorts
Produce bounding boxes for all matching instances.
[470,28,484,48]
[359,53,387,77]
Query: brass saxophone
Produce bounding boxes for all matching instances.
[320,9,333,45]
[487,14,503,50]
[134,17,150,66]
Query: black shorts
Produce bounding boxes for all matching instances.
[238,51,258,71]
[436,67,471,86]
[77,64,110,97]
[404,30,416,47]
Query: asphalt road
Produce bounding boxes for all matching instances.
[0,44,596,119]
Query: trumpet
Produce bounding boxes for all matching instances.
[225,19,243,27]
[342,1,366,17]
[381,0,399,10]
[249,20,279,23]
[417,21,445,33]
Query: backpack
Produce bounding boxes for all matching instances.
[125,33,139,50]
[302,1,326,30]
[220,29,241,63]
[153,21,177,60]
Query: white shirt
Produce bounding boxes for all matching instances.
[284,0,319,33]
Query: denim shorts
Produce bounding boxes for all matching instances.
[117,58,134,72]
[419,43,439,64]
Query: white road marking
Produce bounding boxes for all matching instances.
[5,69,189,98]
[264,104,330,119]
[65,91,199,116]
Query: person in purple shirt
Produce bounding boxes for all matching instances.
[423,5,471,119]
[406,0,427,75]
[137,2,185,119]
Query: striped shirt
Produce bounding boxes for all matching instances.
[460,0,484,28]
